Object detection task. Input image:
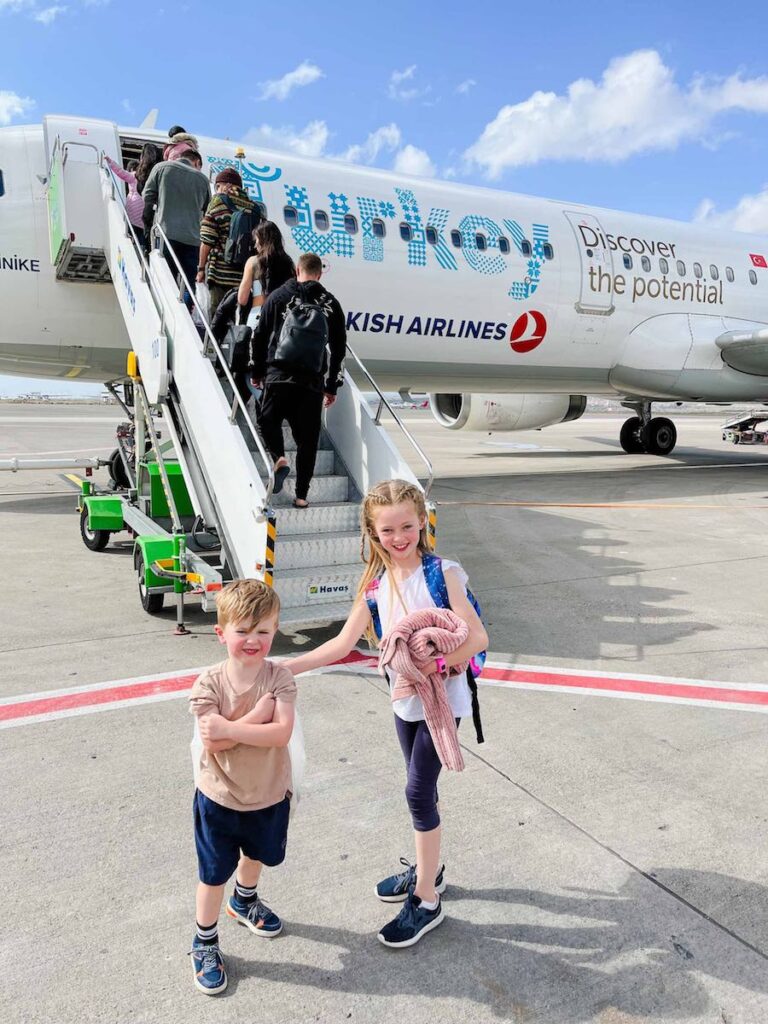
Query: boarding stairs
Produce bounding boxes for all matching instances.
[43,117,433,627]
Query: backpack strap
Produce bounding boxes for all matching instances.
[420,553,484,744]
[218,194,235,214]
[364,575,383,640]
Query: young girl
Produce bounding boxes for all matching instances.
[288,479,488,948]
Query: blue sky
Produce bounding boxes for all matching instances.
[3,0,768,394]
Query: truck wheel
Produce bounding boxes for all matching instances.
[80,507,110,551]
[136,554,164,614]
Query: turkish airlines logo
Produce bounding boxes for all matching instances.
[510,310,547,353]
[750,253,767,268]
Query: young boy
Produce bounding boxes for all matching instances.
[188,579,296,995]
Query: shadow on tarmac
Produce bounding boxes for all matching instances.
[214,870,768,1021]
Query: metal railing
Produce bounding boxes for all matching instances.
[101,158,276,510]
[345,343,434,498]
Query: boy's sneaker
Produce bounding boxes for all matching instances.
[188,939,227,995]
[378,893,445,948]
[375,857,446,903]
[225,894,283,937]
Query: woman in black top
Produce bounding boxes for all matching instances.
[237,220,296,310]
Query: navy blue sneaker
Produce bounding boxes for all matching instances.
[375,857,446,903]
[378,893,445,948]
[188,938,227,995]
[226,894,283,937]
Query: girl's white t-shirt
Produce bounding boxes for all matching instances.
[378,558,473,722]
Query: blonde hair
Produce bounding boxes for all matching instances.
[357,479,430,645]
[216,579,280,629]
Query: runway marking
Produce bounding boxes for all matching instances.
[439,500,768,509]
[3,651,768,729]
[64,473,83,487]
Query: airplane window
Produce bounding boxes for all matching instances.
[450,229,462,247]
[475,233,487,251]
[344,214,358,234]
[693,262,702,279]
[283,206,298,227]
[750,269,758,285]
[641,255,651,272]
[498,236,510,255]
[542,242,554,260]
[426,225,438,245]
[372,218,386,238]
[520,240,532,257]
[676,260,686,277]
[726,266,734,282]
[659,257,669,274]
[400,222,413,242]
[0,170,5,198]
[623,254,633,270]
[314,210,329,231]
[710,265,719,281]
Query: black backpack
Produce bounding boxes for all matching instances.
[219,196,260,268]
[273,291,330,375]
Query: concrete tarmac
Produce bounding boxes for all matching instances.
[3,404,768,1023]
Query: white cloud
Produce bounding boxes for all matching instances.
[0,90,34,125]
[392,144,436,178]
[456,78,476,95]
[694,188,768,234]
[34,4,65,22]
[0,0,35,9]
[257,61,324,102]
[340,124,401,164]
[388,65,430,102]
[464,49,768,178]
[244,119,329,158]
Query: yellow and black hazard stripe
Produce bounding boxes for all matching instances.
[264,513,277,587]
[427,503,437,551]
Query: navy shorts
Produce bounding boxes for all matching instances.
[193,790,290,886]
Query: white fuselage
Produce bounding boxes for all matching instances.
[2,116,768,402]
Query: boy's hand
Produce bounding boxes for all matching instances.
[252,691,276,723]
[199,713,230,743]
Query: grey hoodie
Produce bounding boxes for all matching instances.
[142,159,210,247]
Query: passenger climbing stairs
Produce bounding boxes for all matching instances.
[42,115,433,628]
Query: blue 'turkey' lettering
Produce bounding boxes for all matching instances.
[458,215,506,276]
[357,196,396,262]
[284,185,354,258]
[504,220,549,300]
[206,157,281,203]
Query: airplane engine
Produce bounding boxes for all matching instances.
[428,393,587,432]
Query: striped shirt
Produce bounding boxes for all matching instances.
[200,187,256,288]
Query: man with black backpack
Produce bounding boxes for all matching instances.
[197,168,262,320]
[251,252,346,508]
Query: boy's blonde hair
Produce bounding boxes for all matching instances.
[216,579,280,628]
[357,479,430,645]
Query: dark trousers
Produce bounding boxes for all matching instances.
[394,717,459,833]
[259,383,323,500]
[163,239,198,309]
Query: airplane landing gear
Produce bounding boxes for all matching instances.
[619,404,677,455]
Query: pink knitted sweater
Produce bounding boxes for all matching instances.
[379,608,469,771]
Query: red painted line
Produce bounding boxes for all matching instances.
[0,674,199,722]
[481,666,768,706]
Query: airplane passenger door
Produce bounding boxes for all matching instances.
[564,211,615,316]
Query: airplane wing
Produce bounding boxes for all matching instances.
[717,326,768,376]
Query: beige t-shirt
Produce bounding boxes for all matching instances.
[189,659,297,812]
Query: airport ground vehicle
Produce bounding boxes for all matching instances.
[721,411,768,445]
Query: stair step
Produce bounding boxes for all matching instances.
[275,502,360,536]
[279,599,356,629]
[277,531,360,570]
[256,448,335,478]
[273,562,361,608]
[271,475,348,505]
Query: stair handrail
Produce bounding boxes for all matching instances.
[100,158,276,510]
[345,342,434,498]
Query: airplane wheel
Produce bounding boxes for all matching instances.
[643,417,677,456]
[137,554,164,614]
[80,507,110,551]
[619,417,645,453]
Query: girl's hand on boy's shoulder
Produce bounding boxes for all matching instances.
[199,712,230,743]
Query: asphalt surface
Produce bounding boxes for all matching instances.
[3,403,768,1024]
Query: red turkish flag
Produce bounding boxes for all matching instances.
[750,253,767,268]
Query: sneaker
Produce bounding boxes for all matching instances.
[375,857,446,903]
[188,939,227,995]
[225,894,283,937]
[378,893,445,948]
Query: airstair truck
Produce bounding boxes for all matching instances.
[44,115,434,630]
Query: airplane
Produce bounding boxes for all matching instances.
[2,112,768,457]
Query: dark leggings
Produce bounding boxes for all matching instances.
[394,716,459,833]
